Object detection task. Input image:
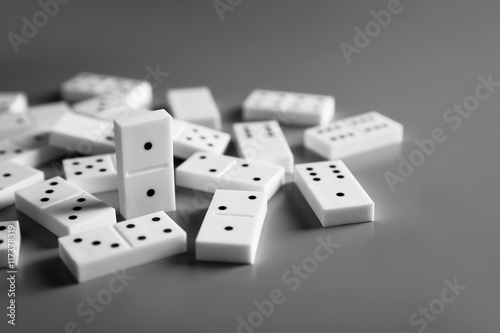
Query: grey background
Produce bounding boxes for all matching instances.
[1,0,499,332]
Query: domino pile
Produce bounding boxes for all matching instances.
[0,73,403,283]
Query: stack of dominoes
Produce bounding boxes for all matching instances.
[0,73,403,283]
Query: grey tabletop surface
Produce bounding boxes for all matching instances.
[1,1,499,332]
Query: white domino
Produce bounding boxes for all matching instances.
[59,211,186,282]
[176,152,284,199]
[15,176,116,237]
[63,154,117,193]
[115,110,175,219]
[49,111,115,155]
[294,160,374,227]
[167,87,222,129]
[73,93,149,120]
[60,72,152,106]
[0,161,44,210]
[171,118,230,159]
[195,190,267,264]
[243,89,335,126]
[304,111,403,160]
[233,120,294,173]
[0,113,32,139]
[0,92,28,114]
[0,221,21,268]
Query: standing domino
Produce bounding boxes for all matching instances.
[196,190,267,264]
[0,221,21,268]
[115,110,175,219]
[304,111,403,160]
[0,92,28,114]
[233,120,294,173]
[294,160,374,227]
[176,152,284,199]
[59,211,186,282]
[0,161,44,210]
[63,154,117,193]
[167,87,222,130]
[15,177,116,237]
[243,89,335,126]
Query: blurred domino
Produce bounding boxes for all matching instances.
[0,161,44,210]
[243,89,335,126]
[167,87,222,129]
[233,120,294,173]
[49,111,115,155]
[294,160,374,227]
[115,110,175,219]
[0,221,21,268]
[196,190,267,264]
[176,152,284,199]
[0,113,32,139]
[73,93,149,120]
[0,92,28,114]
[171,118,230,159]
[15,176,116,237]
[63,154,117,193]
[304,111,403,160]
[59,211,186,282]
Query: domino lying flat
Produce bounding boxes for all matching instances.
[60,72,152,106]
[0,161,44,210]
[196,190,267,264]
[304,111,403,160]
[0,92,28,114]
[73,93,149,120]
[49,111,115,155]
[0,221,20,268]
[172,118,230,159]
[15,177,116,237]
[0,113,31,139]
[59,211,186,282]
[294,160,374,227]
[63,154,117,194]
[233,120,294,173]
[243,89,335,126]
[176,152,284,199]
[167,87,222,130]
[115,110,175,219]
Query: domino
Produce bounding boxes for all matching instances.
[0,92,28,114]
[304,111,403,160]
[294,160,374,227]
[176,152,284,199]
[60,72,152,106]
[196,190,267,264]
[15,176,116,237]
[0,221,21,268]
[171,118,231,159]
[73,93,149,120]
[233,120,294,173]
[115,110,175,219]
[0,113,32,139]
[0,161,44,210]
[63,154,117,193]
[242,89,335,126]
[49,111,115,155]
[59,211,186,282]
[167,87,222,129]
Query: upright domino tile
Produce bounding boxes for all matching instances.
[294,160,374,227]
[167,87,222,129]
[171,118,231,159]
[73,93,149,120]
[304,111,403,160]
[243,89,335,126]
[63,154,117,193]
[59,211,186,282]
[115,110,175,219]
[0,161,44,210]
[0,92,28,114]
[0,221,21,268]
[60,72,152,106]
[49,111,115,155]
[233,120,294,173]
[15,177,116,237]
[196,190,267,264]
[176,152,284,199]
